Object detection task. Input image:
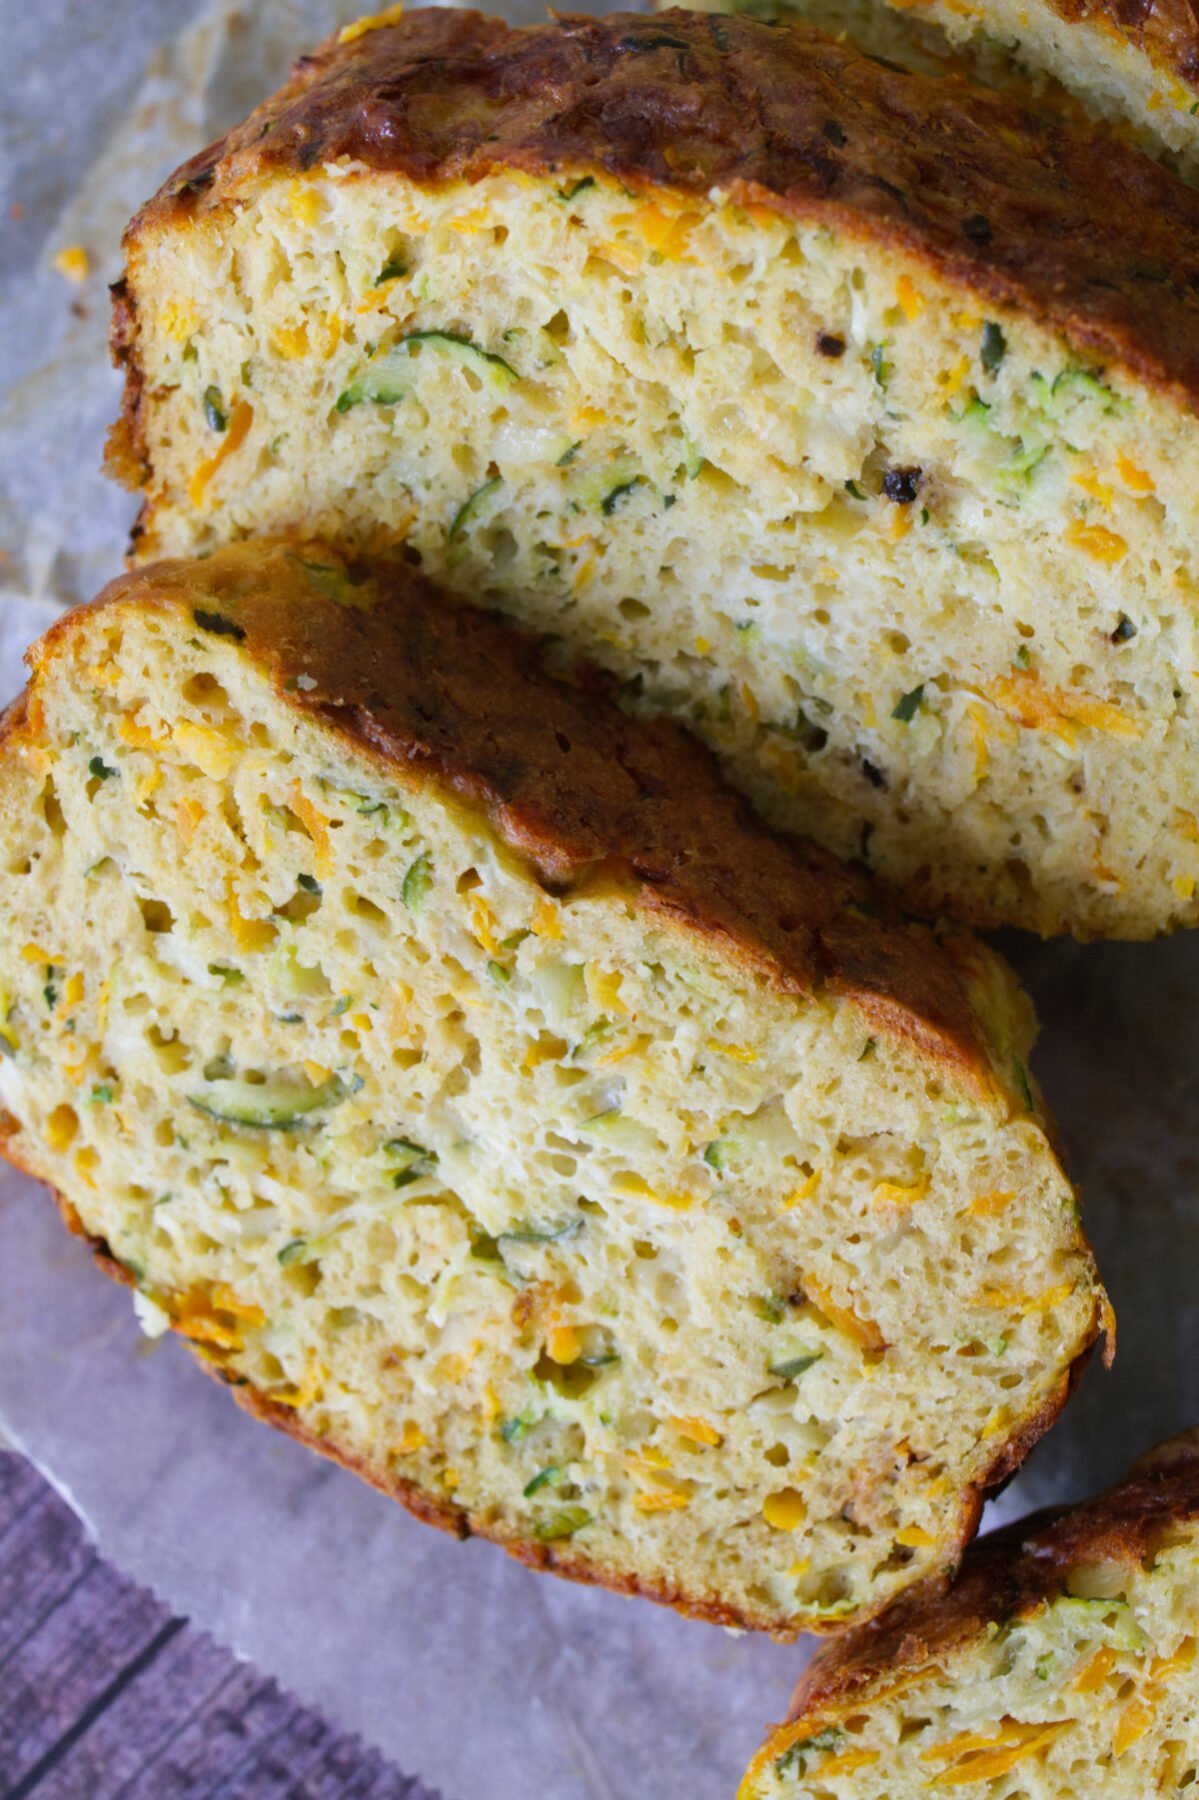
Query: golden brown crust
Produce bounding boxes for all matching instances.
[1049,0,1199,94]
[787,1431,1199,1723]
[115,7,1199,417]
[39,538,1026,1100]
[104,277,150,504]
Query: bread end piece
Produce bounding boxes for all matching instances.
[743,1431,1199,1793]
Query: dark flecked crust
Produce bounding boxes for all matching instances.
[1049,0,1199,93]
[0,540,1106,1637]
[779,1428,1199,1724]
[109,1,1199,507]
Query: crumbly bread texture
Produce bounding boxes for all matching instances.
[106,8,1199,941]
[0,541,1106,1636]
[741,1429,1199,1795]
[665,0,1199,185]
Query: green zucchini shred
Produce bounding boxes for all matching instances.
[980,321,1007,374]
[532,1505,591,1541]
[499,1217,584,1247]
[193,608,246,642]
[769,1350,822,1381]
[776,1727,844,1778]
[188,1070,358,1130]
[449,476,503,541]
[523,1465,565,1497]
[500,1412,535,1442]
[892,684,924,723]
[203,386,228,432]
[337,330,519,413]
[385,1137,438,1189]
[601,476,646,515]
[402,852,433,911]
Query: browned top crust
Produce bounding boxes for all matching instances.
[35,539,1023,1097]
[790,1428,1199,1725]
[123,7,1199,409]
[1050,0,1199,93]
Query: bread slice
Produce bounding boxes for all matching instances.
[106,7,1199,940]
[0,539,1105,1635]
[740,1430,1199,1795]
[666,0,1199,185]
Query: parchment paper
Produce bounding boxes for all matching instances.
[0,5,1196,1797]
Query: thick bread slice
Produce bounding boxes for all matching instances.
[106,8,1199,939]
[0,540,1105,1636]
[666,0,1199,186]
[741,1429,1199,1794]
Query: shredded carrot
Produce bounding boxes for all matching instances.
[1073,1645,1116,1693]
[896,273,925,319]
[188,401,253,508]
[872,1172,929,1210]
[782,1170,821,1209]
[671,1415,722,1447]
[822,1749,880,1776]
[1113,1696,1155,1755]
[987,669,1141,743]
[1065,519,1128,563]
[1117,456,1154,493]
[594,239,640,276]
[227,896,276,954]
[804,1278,886,1352]
[634,1488,691,1512]
[289,782,333,874]
[929,1721,1070,1784]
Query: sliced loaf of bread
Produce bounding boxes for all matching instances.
[0,540,1106,1635]
[107,8,1199,938]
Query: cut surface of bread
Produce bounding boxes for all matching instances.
[0,541,1106,1635]
[741,1429,1199,1795]
[665,0,1199,185]
[107,9,1199,940]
